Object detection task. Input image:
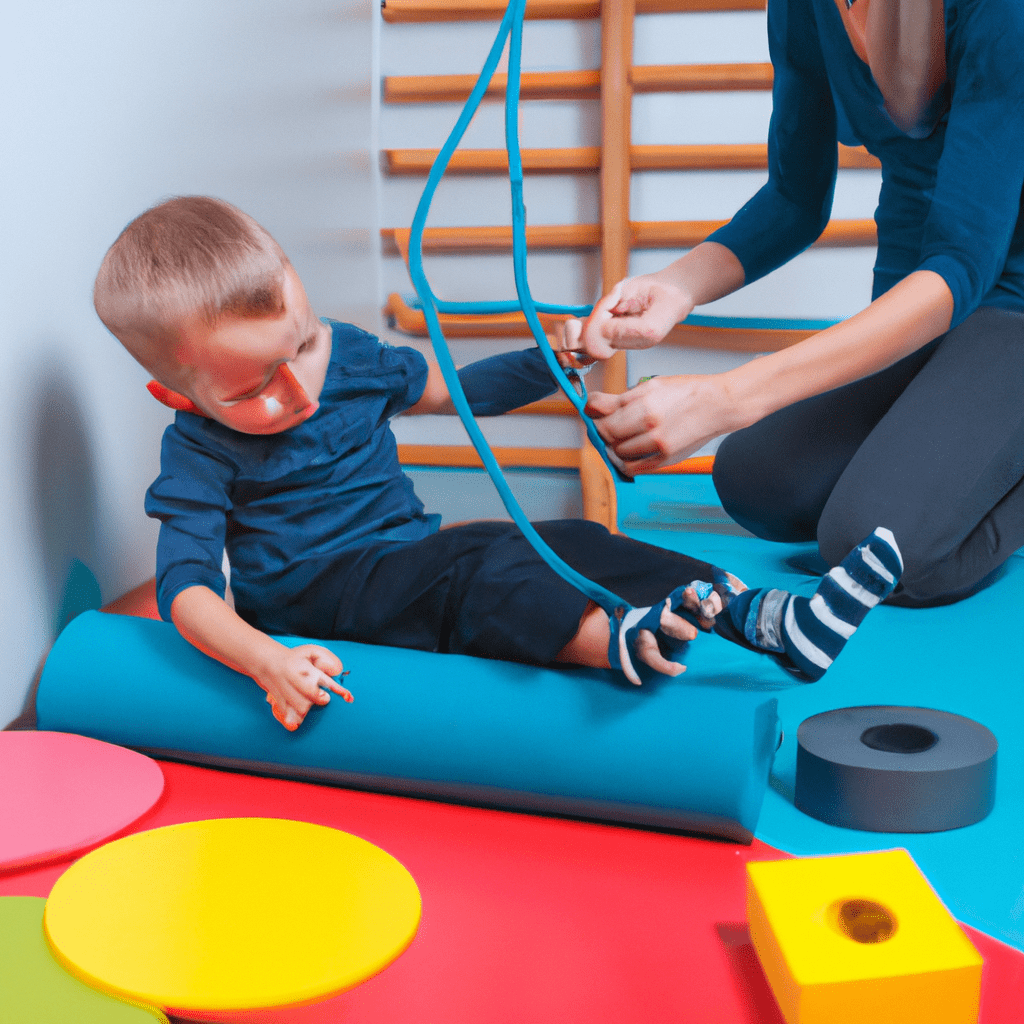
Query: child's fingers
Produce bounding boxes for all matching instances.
[302,645,344,677]
[658,609,698,642]
[701,588,723,618]
[302,647,353,701]
[634,629,686,677]
[267,692,303,731]
[318,670,354,704]
[679,586,720,629]
[273,671,319,716]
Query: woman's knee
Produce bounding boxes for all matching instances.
[713,431,823,542]
[817,510,965,607]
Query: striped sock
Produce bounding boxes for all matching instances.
[714,528,903,681]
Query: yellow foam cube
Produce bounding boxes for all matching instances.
[747,850,982,1024]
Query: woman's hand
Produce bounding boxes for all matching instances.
[557,271,696,363]
[552,243,746,367]
[585,374,738,474]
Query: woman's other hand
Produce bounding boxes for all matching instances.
[553,242,746,365]
[557,272,695,363]
[585,373,738,474]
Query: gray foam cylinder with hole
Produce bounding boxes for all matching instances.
[795,706,997,833]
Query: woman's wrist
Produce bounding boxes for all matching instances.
[658,243,746,310]
[714,363,771,434]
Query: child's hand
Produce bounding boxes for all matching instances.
[256,644,353,731]
[170,587,354,731]
[632,585,725,676]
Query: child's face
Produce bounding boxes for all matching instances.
[174,266,332,434]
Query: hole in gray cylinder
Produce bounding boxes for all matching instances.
[860,723,938,754]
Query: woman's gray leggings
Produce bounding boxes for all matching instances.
[712,306,1024,607]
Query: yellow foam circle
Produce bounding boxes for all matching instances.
[44,818,421,1014]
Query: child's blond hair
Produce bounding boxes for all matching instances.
[94,196,288,378]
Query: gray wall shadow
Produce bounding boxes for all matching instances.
[30,362,102,639]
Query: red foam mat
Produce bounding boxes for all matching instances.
[3,760,1021,1023]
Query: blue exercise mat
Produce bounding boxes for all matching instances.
[620,472,1024,952]
[36,610,781,843]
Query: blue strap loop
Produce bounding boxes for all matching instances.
[406,0,632,616]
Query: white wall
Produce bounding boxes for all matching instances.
[1,3,881,726]
[1,0,376,726]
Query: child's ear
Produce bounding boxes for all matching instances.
[146,380,204,415]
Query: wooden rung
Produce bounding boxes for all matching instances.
[632,62,771,92]
[382,0,765,24]
[398,443,715,475]
[385,291,571,336]
[633,218,876,247]
[651,454,715,474]
[383,224,601,254]
[384,293,825,351]
[665,322,817,351]
[398,444,581,468]
[383,143,879,174]
[510,395,577,414]
[384,146,602,174]
[382,217,876,254]
[384,62,771,103]
[635,142,877,169]
[838,144,882,169]
[385,70,600,103]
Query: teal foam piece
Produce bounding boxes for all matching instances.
[620,473,1024,952]
[36,610,780,843]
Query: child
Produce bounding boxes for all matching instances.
[94,196,903,731]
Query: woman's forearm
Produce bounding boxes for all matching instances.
[657,241,747,310]
[720,270,954,430]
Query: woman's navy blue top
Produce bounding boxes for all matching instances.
[708,0,1024,329]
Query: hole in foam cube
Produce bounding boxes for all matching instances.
[833,899,898,944]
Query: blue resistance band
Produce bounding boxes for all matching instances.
[406,0,634,617]
[405,0,840,617]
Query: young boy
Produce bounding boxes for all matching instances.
[94,196,903,731]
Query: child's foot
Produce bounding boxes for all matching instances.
[608,581,723,685]
[714,527,903,681]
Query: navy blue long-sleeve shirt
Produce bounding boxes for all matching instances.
[145,322,557,623]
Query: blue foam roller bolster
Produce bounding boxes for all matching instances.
[37,611,781,842]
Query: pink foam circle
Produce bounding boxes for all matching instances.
[0,732,164,871]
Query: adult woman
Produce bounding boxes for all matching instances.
[563,0,1024,606]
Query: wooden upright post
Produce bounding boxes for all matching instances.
[599,0,634,397]
[581,0,635,529]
